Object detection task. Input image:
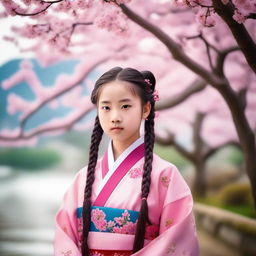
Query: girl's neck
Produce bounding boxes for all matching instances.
[112,136,140,161]
[112,142,129,161]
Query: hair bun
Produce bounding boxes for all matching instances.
[141,70,156,92]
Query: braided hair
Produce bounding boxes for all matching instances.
[81,67,156,255]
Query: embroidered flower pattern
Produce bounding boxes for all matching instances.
[129,168,143,178]
[91,208,137,235]
[166,242,176,254]
[91,208,107,231]
[90,252,104,256]
[61,250,72,256]
[160,176,170,188]
[165,218,173,228]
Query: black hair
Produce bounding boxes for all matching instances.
[81,67,156,255]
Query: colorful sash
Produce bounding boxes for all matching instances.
[77,206,139,234]
[76,206,159,240]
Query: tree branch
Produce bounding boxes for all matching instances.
[156,78,207,110]
[120,4,226,88]
[247,13,256,19]
[18,56,109,133]
[192,112,206,157]
[13,0,64,16]
[155,133,195,161]
[212,0,256,73]
[215,46,240,76]
[0,106,94,141]
[186,33,219,72]
[204,140,241,160]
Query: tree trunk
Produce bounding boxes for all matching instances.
[193,160,207,198]
[217,85,256,207]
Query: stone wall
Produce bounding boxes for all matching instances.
[194,203,256,256]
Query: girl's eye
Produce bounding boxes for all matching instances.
[122,104,131,109]
[102,106,110,111]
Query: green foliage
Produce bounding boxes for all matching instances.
[209,145,243,166]
[227,146,244,165]
[196,183,255,218]
[0,147,61,170]
[217,183,253,206]
[154,144,190,169]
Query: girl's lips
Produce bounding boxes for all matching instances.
[111,127,123,131]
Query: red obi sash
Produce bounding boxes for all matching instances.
[89,249,132,256]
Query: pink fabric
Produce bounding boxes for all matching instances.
[101,152,108,178]
[94,143,144,207]
[54,153,199,256]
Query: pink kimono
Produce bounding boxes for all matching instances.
[54,137,199,256]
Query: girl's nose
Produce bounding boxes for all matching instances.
[111,111,122,123]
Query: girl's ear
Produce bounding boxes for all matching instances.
[142,102,151,120]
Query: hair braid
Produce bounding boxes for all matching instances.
[81,116,103,256]
[133,100,155,253]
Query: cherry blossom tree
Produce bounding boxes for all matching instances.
[0,0,256,202]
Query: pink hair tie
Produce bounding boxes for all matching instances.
[144,79,152,86]
[142,197,147,201]
[152,90,160,101]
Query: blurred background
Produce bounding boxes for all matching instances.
[0,1,256,256]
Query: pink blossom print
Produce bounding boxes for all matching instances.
[61,250,72,256]
[129,168,143,178]
[167,242,177,254]
[160,176,170,188]
[91,208,138,235]
[91,208,107,231]
[165,218,174,228]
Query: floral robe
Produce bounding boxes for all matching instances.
[54,137,199,256]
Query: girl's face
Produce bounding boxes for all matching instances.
[97,80,151,147]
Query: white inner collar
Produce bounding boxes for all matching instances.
[95,136,144,196]
[108,136,144,172]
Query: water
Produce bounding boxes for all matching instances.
[0,167,73,256]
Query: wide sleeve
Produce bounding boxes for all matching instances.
[133,164,199,256]
[54,168,86,256]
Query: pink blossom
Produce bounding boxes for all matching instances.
[195,9,216,27]
[122,222,136,234]
[116,0,132,4]
[2,0,19,16]
[232,9,246,24]
[114,216,124,226]
[107,220,115,229]
[113,226,123,234]
[129,168,143,178]
[160,176,170,188]
[21,0,32,6]
[122,210,130,219]
[74,0,94,9]
[221,0,229,4]
[91,208,107,231]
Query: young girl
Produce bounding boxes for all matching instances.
[54,67,199,256]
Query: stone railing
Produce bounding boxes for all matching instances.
[194,203,256,256]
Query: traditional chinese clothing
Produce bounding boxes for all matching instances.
[54,137,199,256]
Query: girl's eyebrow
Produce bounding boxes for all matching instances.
[119,98,132,103]
[100,98,132,104]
